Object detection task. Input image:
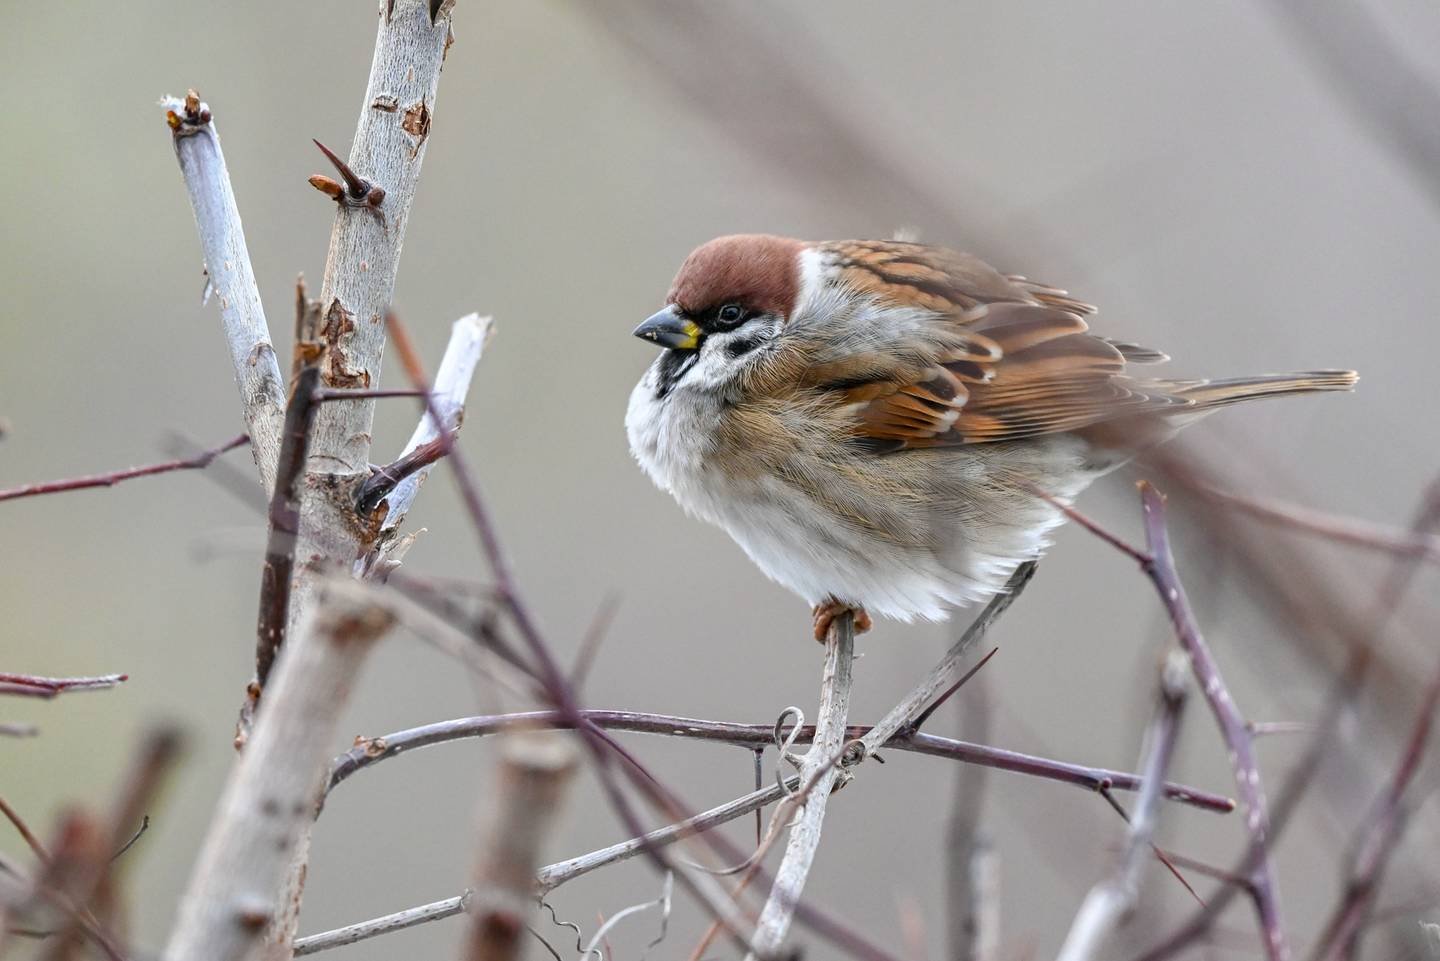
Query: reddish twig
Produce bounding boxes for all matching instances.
[908,646,999,736]
[355,431,455,515]
[325,709,1235,813]
[248,366,323,735]
[312,387,428,402]
[1306,649,1440,961]
[1193,485,1440,565]
[0,435,248,503]
[1134,482,1289,961]
[1132,475,1440,961]
[0,673,127,700]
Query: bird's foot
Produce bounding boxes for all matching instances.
[811,598,872,643]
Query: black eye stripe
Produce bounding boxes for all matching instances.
[725,336,760,358]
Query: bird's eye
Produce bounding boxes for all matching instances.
[715,304,747,328]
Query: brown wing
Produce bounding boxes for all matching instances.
[809,241,1184,449]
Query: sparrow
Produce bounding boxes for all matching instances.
[625,235,1357,640]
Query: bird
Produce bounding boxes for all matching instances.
[625,234,1357,641]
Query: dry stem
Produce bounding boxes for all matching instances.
[163,583,393,961]
[161,92,286,492]
[747,613,856,957]
[1057,651,1189,961]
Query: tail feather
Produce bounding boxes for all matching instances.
[1170,370,1358,410]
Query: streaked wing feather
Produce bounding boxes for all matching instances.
[809,241,1183,448]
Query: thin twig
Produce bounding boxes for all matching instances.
[947,666,997,961]
[324,709,1235,813]
[162,90,286,492]
[356,431,455,516]
[248,367,323,737]
[0,436,248,504]
[0,674,128,699]
[1194,486,1440,565]
[855,562,1036,763]
[1132,475,1440,961]
[747,613,856,956]
[1057,651,1190,961]
[1306,647,1440,961]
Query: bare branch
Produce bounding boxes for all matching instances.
[307,2,454,480]
[263,4,456,948]
[293,897,467,956]
[1136,483,1290,961]
[747,613,856,957]
[377,314,493,531]
[161,91,286,492]
[1057,651,1189,961]
[325,709,1235,814]
[855,562,1036,762]
[1132,474,1440,961]
[1307,649,1440,961]
[247,367,323,738]
[163,583,393,961]
[947,669,997,961]
[0,435,248,504]
[461,731,577,961]
[0,674,127,699]
[1193,486,1440,565]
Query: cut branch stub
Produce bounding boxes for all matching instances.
[161,88,287,493]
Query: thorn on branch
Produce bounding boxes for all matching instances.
[310,139,386,224]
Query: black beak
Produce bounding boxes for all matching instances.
[632,305,701,351]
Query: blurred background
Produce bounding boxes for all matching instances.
[3,2,1438,958]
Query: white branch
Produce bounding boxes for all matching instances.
[747,615,857,957]
[1056,651,1190,961]
[461,731,576,961]
[162,581,393,961]
[382,313,493,530]
[294,897,465,956]
[266,5,456,950]
[308,0,453,478]
[162,92,287,493]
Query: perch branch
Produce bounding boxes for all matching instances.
[947,667,997,961]
[300,703,1233,956]
[747,614,855,957]
[161,91,286,492]
[326,710,1235,813]
[855,562,1036,762]
[162,582,393,961]
[1057,651,1190,961]
[461,731,576,961]
[0,435,248,504]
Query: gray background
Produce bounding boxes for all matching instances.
[3,2,1437,959]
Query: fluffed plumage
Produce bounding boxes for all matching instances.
[626,235,1357,632]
